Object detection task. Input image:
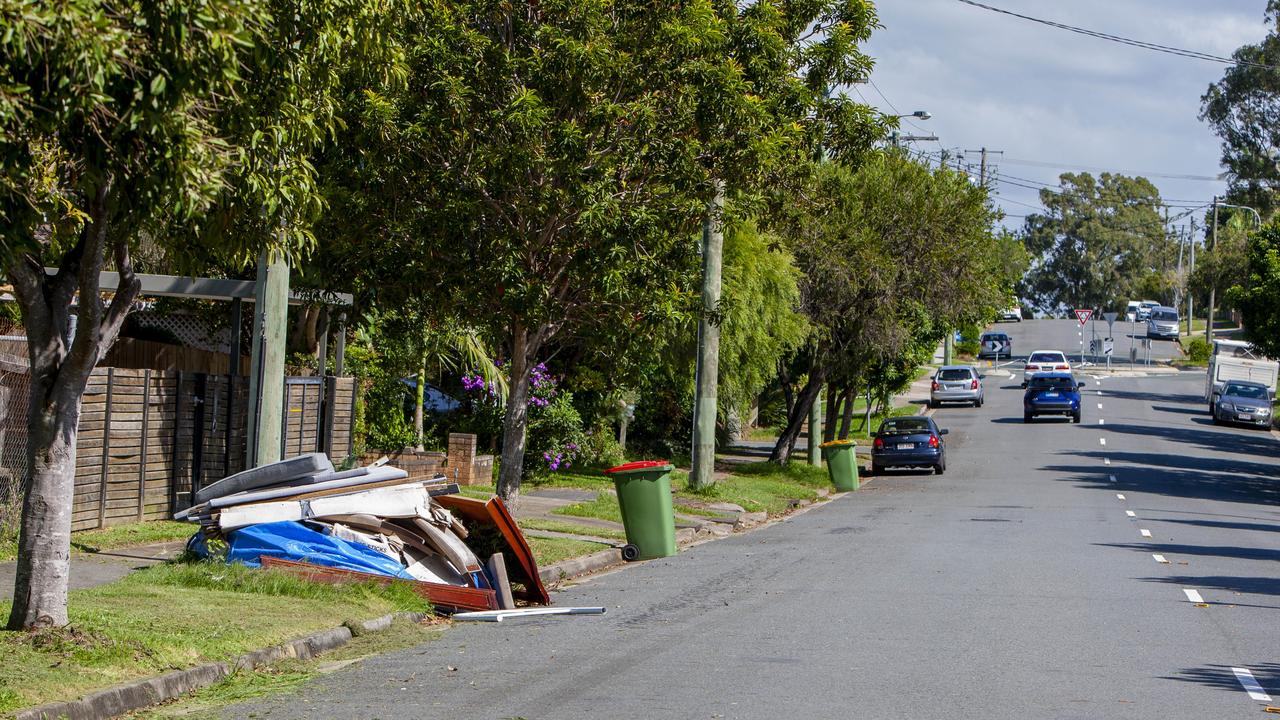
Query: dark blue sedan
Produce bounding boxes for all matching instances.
[1023,372,1087,423]
[871,415,948,475]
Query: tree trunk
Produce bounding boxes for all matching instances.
[778,360,794,419]
[838,386,855,439]
[7,181,140,629]
[496,325,535,507]
[413,359,426,452]
[822,384,838,443]
[769,367,826,465]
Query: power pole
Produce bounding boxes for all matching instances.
[1206,197,1219,344]
[246,249,289,467]
[690,179,725,491]
[1187,219,1196,336]
[965,147,1004,188]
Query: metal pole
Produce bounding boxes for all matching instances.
[1188,219,1196,336]
[1206,197,1218,343]
[808,389,822,466]
[690,179,725,490]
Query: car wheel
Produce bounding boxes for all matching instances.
[1072,412,1081,424]
[871,463,884,475]
[934,460,945,475]
[974,397,982,408]
[1211,414,1220,426]
[1023,412,1032,423]
[927,399,936,409]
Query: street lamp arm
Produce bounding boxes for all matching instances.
[1215,202,1262,227]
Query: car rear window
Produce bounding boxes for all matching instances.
[1029,352,1065,363]
[1151,310,1178,321]
[880,419,930,434]
[981,333,1008,341]
[938,369,973,381]
[1225,384,1267,399]
[1029,376,1075,389]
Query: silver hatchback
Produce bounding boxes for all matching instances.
[930,366,983,408]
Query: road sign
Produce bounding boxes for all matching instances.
[1103,339,1114,355]
[1103,311,1118,331]
[1074,308,1093,326]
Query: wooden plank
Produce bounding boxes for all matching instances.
[96,367,114,530]
[137,368,150,521]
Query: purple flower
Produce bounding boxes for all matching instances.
[566,443,578,451]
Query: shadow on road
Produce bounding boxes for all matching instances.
[1139,574,1280,598]
[1150,404,1202,417]
[1044,450,1280,506]
[1082,421,1280,460]
[1152,518,1280,534]
[1097,542,1280,563]
[1093,389,1204,405]
[1163,663,1280,697]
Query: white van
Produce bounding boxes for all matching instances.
[1206,339,1278,412]
[1125,301,1141,322]
[1145,306,1180,339]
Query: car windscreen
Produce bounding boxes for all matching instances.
[880,419,930,434]
[938,369,973,381]
[1029,352,1064,363]
[981,334,1008,341]
[1151,310,1178,321]
[1225,384,1268,399]
[1029,376,1074,390]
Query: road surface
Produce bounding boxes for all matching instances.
[224,323,1278,719]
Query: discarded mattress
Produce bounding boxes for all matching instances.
[194,453,333,504]
[207,466,407,509]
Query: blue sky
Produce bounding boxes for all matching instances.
[854,0,1271,231]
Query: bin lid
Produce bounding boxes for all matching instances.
[819,439,855,448]
[604,460,673,474]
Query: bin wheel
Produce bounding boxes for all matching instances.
[621,544,640,562]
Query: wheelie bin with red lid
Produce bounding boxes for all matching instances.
[603,460,677,561]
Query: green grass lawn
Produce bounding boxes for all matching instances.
[0,520,197,563]
[526,536,612,566]
[518,517,627,541]
[0,561,431,714]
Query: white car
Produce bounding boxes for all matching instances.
[1022,350,1071,386]
[999,307,1022,322]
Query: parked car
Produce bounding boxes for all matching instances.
[1022,350,1071,386]
[930,365,983,408]
[1125,300,1141,322]
[1211,380,1274,428]
[1145,306,1180,339]
[999,306,1022,322]
[978,332,1012,359]
[1136,300,1159,321]
[1205,339,1278,413]
[871,415,948,475]
[1023,372,1087,423]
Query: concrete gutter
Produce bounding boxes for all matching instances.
[15,612,426,720]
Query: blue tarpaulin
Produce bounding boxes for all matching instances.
[196,521,414,579]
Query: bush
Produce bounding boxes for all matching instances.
[526,391,587,473]
[1185,336,1211,364]
[579,423,626,468]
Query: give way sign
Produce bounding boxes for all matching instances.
[1074,308,1093,326]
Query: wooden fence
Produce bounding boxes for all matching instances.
[72,369,357,531]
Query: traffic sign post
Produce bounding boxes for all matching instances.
[1074,309,1092,366]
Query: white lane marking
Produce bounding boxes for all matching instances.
[1153,554,1169,563]
[1140,529,1152,538]
[1126,510,1136,517]
[1109,475,1116,482]
[1098,390,1103,396]
[1231,667,1274,702]
[1183,588,1204,603]
[1099,438,1106,446]
[1097,403,1103,409]
[1099,418,1105,425]
[1116,493,1126,500]
[1104,458,1111,465]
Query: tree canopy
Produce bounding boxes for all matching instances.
[1228,224,1280,358]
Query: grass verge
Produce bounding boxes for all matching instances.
[676,462,828,514]
[527,536,612,566]
[518,517,627,541]
[0,520,196,563]
[126,617,443,719]
[0,561,431,713]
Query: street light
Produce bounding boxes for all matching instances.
[1216,201,1262,228]
[897,110,932,120]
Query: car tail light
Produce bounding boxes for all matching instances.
[970,379,978,389]
[873,437,884,450]
[931,380,939,391]
[928,435,940,448]
[1024,364,1034,371]
[1055,364,1069,370]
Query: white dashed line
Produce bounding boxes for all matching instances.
[1109,475,1116,482]
[1183,588,1205,603]
[1126,510,1136,517]
[1104,458,1111,465]
[1140,529,1152,538]
[1231,667,1274,702]
[1097,390,1103,396]
[1099,438,1106,446]
[1153,554,1169,564]
[1116,494,1126,500]
[1099,418,1105,425]
[1097,403,1103,409]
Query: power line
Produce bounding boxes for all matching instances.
[955,0,1280,71]
[993,170,1211,205]
[999,156,1224,182]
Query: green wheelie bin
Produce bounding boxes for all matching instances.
[820,439,859,492]
[603,460,677,561]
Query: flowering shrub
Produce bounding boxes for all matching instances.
[457,363,585,474]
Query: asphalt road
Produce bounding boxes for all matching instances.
[987,318,1184,364]
[224,333,1278,719]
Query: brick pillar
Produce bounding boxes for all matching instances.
[447,433,478,485]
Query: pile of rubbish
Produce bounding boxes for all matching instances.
[176,453,549,612]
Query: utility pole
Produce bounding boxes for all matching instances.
[246,249,289,467]
[1187,219,1196,337]
[690,179,725,491]
[1206,197,1219,344]
[965,147,1004,188]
